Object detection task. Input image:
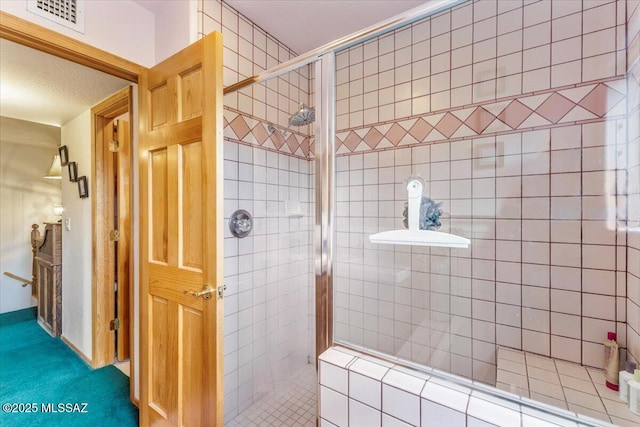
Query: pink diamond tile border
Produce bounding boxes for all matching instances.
[497,100,534,129]
[363,128,384,149]
[408,118,433,142]
[385,123,408,146]
[464,107,496,134]
[334,77,627,155]
[222,77,627,159]
[435,113,464,138]
[579,83,625,117]
[342,131,362,152]
[222,107,313,160]
[535,93,575,124]
[251,122,270,145]
[229,115,251,140]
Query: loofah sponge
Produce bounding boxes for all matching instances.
[402,196,442,230]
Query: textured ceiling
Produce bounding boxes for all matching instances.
[224,0,427,53]
[0,116,60,148]
[0,38,130,127]
[1,0,429,131]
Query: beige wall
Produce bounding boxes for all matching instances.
[0,0,156,67]
[0,120,61,314]
[60,110,93,359]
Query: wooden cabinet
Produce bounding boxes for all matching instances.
[35,222,62,337]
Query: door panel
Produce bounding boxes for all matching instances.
[181,141,204,270]
[150,149,169,264]
[140,32,224,427]
[150,296,172,418]
[150,84,169,129]
[180,67,203,120]
[181,307,203,426]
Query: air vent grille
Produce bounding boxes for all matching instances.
[36,0,77,24]
[27,0,85,33]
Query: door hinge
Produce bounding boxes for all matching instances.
[217,285,227,300]
[109,140,119,152]
[110,318,120,330]
[109,230,120,241]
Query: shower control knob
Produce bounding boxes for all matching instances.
[236,219,251,232]
[229,209,253,238]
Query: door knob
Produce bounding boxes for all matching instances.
[183,284,214,300]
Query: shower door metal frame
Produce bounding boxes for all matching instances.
[220,0,469,366]
[314,53,336,361]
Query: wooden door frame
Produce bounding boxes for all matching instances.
[1,9,142,394]
[91,88,132,368]
[0,12,141,81]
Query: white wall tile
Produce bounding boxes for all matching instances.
[321,386,348,427]
[468,416,498,427]
[350,398,382,427]
[382,384,421,426]
[382,413,413,427]
[321,418,339,427]
[382,369,426,395]
[421,381,470,412]
[350,371,383,410]
[467,396,521,427]
[320,361,348,394]
[422,399,466,427]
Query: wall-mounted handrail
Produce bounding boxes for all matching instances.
[3,271,32,287]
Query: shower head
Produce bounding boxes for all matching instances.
[267,104,315,137]
[289,104,315,127]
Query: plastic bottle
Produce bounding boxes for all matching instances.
[620,361,637,402]
[629,369,640,415]
[604,332,619,391]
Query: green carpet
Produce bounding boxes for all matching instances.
[0,307,138,427]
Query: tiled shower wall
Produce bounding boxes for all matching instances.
[222,141,314,420]
[200,0,314,158]
[333,0,634,385]
[627,0,640,365]
[197,1,315,422]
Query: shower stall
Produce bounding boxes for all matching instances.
[221,63,318,425]
[218,0,640,425]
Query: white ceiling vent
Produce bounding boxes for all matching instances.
[27,0,85,33]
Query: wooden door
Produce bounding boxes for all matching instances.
[116,118,131,362]
[92,86,133,369]
[139,32,224,426]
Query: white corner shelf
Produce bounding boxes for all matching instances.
[369,229,470,248]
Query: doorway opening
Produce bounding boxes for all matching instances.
[1,10,141,410]
[91,87,135,401]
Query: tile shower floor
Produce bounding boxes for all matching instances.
[226,364,317,427]
[497,347,640,426]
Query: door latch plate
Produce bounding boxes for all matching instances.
[218,285,227,300]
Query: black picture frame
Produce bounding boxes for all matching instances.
[68,162,78,182]
[58,145,69,166]
[78,176,89,198]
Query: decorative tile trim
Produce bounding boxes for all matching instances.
[223,107,313,159]
[335,79,627,156]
